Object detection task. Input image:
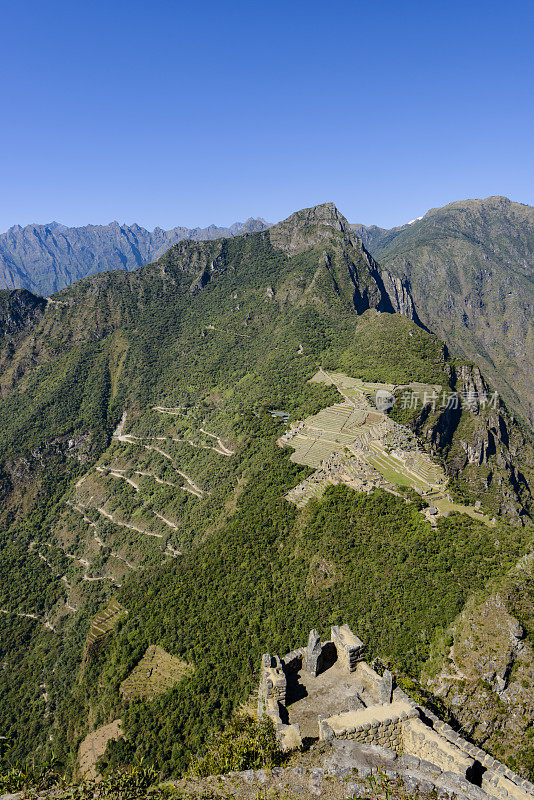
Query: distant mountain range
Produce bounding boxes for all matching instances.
[1,196,533,426]
[0,217,269,295]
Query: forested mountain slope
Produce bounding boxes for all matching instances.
[5,197,533,433]
[0,203,532,782]
[0,217,268,296]
[354,197,534,428]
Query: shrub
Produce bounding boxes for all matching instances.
[190,715,282,777]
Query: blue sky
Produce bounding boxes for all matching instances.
[1,0,533,231]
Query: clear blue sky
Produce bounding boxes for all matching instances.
[1,0,533,232]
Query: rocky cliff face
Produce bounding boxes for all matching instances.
[268,203,420,318]
[424,559,534,778]
[0,288,46,334]
[378,270,420,321]
[408,362,534,522]
[0,218,269,296]
[269,202,354,255]
[355,197,534,428]
[0,289,48,398]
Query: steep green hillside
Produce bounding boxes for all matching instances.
[356,197,534,428]
[0,218,269,296]
[0,203,532,781]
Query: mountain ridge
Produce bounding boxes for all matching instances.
[0,217,269,296]
[1,195,533,427]
[354,196,534,427]
[0,202,533,781]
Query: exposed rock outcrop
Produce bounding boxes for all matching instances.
[0,288,46,335]
[268,202,353,255]
[406,362,534,522]
[424,562,534,778]
[379,270,419,321]
[268,203,418,318]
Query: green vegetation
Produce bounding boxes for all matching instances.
[331,312,448,386]
[190,715,282,777]
[86,601,128,658]
[120,646,193,700]
[0,213,532,783]
[0,761,161,799]
[83,475,529,776]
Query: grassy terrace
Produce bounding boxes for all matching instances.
[120,645,193,701]
[282,370,456,508]
[85,600,127,651]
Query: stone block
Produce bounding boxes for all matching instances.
[418,759,443,778]
[349,694,364,711]
[418,778,437,794]
[303,629,322,676]
[403,775,420,794]
[439,772,489,800]
[331,624,365,673]
[379,669,393,704]
[319,720,334,741]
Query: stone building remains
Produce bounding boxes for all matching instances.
[258,625,534,800]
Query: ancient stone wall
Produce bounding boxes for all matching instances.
[319,703,415,749]
[258,626,534,800]
[331,624,365,673]
[257,652,302,751]
[352,660,383,702]
[392,687,534,800]
[303,630,323,676]
[280,648,304,671]
[258,653,286,711]
[402,717,474,777]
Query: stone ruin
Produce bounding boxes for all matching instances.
[331,624,366,674]
[258,625,534,800]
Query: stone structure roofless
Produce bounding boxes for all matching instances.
[258,625,534,800]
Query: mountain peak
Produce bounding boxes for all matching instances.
[269,202,352,255]
[293,201,347,224]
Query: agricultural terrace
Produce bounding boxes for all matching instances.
[119,645,193,700]
[85,600,127,653]
[281,370,448,507]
